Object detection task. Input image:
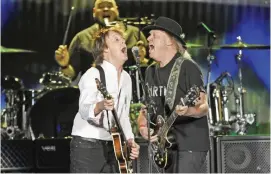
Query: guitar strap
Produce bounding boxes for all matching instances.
[96,66,106,88]
[96,66,112,133]
[164,56,186,119]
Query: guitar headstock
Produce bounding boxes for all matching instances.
[95,78,112,99]
[182,85,201,107]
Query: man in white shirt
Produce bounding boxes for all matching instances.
[70,26,140,173]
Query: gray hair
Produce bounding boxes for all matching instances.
[173,38,192,59]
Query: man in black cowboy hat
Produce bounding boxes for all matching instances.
[137,16,210,173]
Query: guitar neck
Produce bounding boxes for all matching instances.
[111,108,127,142]
[159,112,178,136]
[159,97,187,136]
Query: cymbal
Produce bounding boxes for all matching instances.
[219,41,270,49]
[1,46,36,53]
[186,43,204,48]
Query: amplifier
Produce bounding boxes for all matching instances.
[1,140,34,172]
[216,135,270,173]
[34,138,71,172]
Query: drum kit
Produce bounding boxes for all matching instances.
[1,32,270,140]
[1,46,78,140]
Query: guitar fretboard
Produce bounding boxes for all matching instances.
[159,97,188,136]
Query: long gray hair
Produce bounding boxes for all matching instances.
[172,37,192,59]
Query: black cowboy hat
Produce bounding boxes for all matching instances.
[142,16,186,46]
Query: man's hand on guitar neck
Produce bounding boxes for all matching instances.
[94,98,114,116]
[175,92,209,118]
[127,139,140,160]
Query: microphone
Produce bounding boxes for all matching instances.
[214,71,230,84]
[198,22,216,39]
[131,46,140,63]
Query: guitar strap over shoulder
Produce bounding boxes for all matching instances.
[87,65,112,132]
[164,56,186,118]
[96,66,106,88]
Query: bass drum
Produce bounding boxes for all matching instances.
[28,87,79,139]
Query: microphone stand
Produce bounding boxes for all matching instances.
[135,58,155,174]
[205,32,216,135]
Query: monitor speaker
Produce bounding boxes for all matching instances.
[216,135,270,173]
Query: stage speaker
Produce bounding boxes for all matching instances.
[0,140,34,172]
[135,137,214,173]
[34,138,71,172]
[216,135,270,173]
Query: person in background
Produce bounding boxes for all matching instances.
[55,0,148,81]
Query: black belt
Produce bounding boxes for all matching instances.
[72,136,113,145]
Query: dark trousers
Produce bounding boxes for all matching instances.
[70,136,119,173]
[166,150,208,173]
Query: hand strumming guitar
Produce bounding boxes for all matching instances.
[137,105,158,142]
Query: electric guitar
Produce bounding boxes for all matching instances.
[152,85,200,169]
[95,78,133,174]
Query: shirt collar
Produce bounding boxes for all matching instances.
[102,60,116,70]
[102,60,123,72]
[101,60,125,90]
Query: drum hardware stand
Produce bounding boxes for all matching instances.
[1,88,47,140]
[216,87,232,135]
[21,89,48,139]
[203,27,217,136]
[218,71,235,135]
[210,83,231,136]
[228,36,256,135]
[235,36,245,120]
[1,90,24,139]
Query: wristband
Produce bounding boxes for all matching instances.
[139,124,146,129]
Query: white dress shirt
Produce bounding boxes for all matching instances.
[71,61,134,141]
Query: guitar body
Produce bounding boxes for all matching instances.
[151,85,200,170]
[153,115,176,169]
[111,128,131,173]
[154,115,176,146]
